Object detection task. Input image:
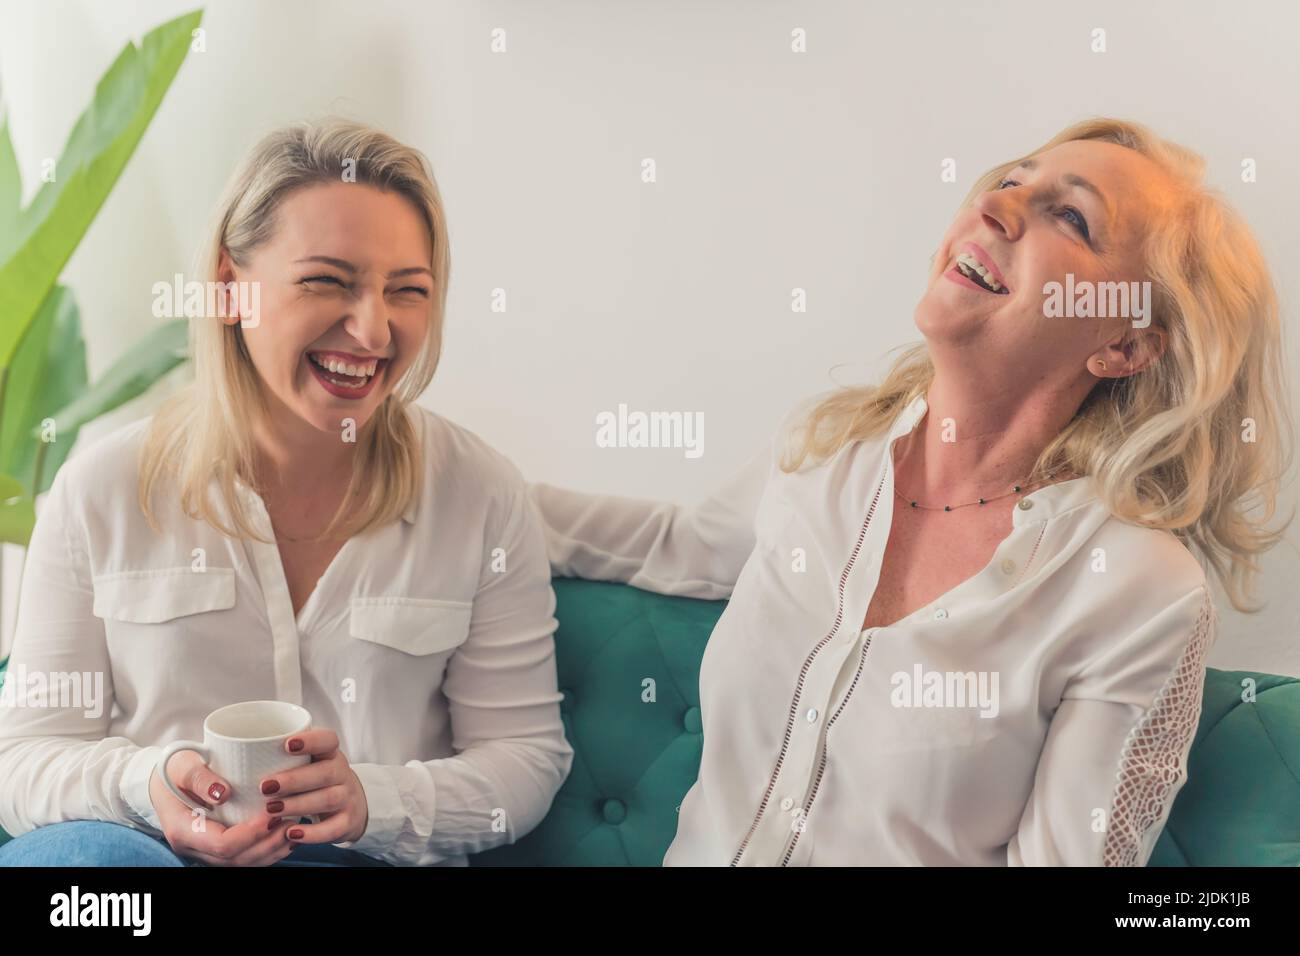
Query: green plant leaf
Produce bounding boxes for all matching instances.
[0,284,88,495]
[0,499,36,546]
[0,117,20,239]
[42,318,188,441]
[0,474,33,546]
[0,8,203,369]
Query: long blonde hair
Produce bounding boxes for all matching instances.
[782,117,1295,614]
[139,116,451,542]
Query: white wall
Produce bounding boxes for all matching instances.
[2,0,1297,675]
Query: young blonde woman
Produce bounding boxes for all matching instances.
[531,118,1294,866]
[0,118,572,867]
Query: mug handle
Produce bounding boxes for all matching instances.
[157,740,212,816]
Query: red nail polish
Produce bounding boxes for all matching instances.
[261,780,280,795]
[268,818,282,830]
[288,828,303,840]
[266,800,284,813]
[208,784,225,801]
[288,738,304,752]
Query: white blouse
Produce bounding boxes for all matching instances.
[0,405,573,867]
[529,390,1218,866]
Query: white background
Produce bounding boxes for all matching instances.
[2,0,1297,675]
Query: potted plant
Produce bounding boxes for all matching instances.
[0,8,204,660]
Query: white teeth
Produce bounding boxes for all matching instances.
[308,354,381,380]
[955,252,1003,291]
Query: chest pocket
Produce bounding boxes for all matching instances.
[93,567,236,623]
[348,597,473,656]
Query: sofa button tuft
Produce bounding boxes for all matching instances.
[601,798,627,825]
[683,706,702,734]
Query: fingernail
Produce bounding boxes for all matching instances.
[261,779,280,795]
[266,800,284,813]
[267,818,282,831]
[287,828,303,840]
[208,784,225,801]
[288,738,304,753]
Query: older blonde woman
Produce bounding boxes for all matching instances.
[531,118,1294,866]
[0,118,572,867]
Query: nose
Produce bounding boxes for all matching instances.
[974,188,1024,243]
[342,282,392,354]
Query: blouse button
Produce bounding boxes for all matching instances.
[933,608,948,620]
[780,797,794,811]
[806,708,819,723]
[1017,499,1034,511]
[1000,559,1017,575]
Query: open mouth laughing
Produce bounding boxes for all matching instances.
[305,350,389,399]
[945,242,1011,295]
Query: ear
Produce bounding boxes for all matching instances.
[216,246,238,283]
[1125,326,1168,375]
[216,247,242,327]
[1090,326,1168,379]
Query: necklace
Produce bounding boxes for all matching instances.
[270,517,331,544]
[893,468,1070,512]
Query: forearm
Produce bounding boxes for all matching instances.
[340,738,572,866]
[529,476,763,599]
[0,734,163,838]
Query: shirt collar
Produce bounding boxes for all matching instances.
[401,489,418,525]
[888,390,1100,526]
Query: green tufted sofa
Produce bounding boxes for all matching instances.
[2,577,1298,864]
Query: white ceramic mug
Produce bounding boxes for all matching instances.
[157,700,312,827]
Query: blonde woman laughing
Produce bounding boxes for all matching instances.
[531,118,1294,866]
[0,118,572,867]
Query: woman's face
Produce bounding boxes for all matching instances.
[915,139,1180,376]
[219,181,434,436]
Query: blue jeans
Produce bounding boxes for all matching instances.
[0,819,392,867]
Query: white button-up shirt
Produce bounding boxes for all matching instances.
[530,391,1217,866]
[0,405,573,867]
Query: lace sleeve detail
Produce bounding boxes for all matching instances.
[1102,587,1217,867]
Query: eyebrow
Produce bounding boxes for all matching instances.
[1011,159,1113,242]
[293,255,434,280]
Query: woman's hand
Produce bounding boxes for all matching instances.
[259,728,370,846]
[148,750,295,866]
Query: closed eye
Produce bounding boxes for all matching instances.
[300,275,428,297]
[300,274,347,289]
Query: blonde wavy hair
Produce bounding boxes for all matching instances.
[782,117,1295,614]
[139,116,450,542]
